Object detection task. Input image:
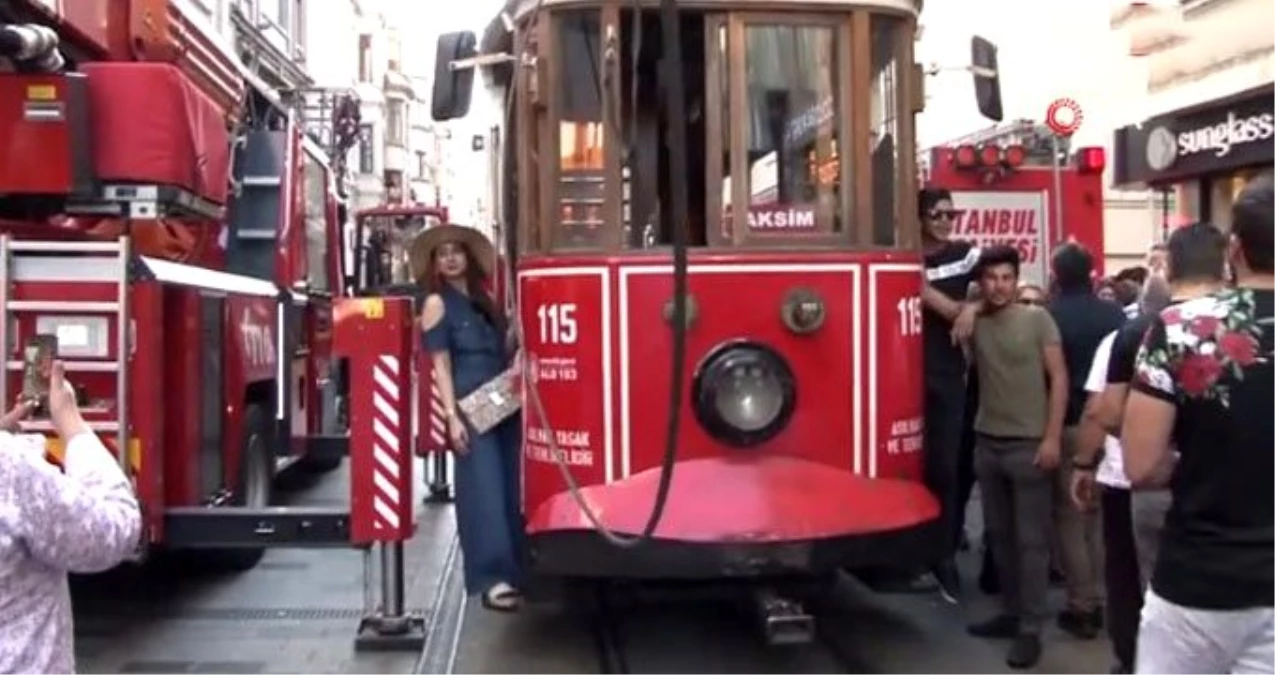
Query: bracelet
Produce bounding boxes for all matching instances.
[1073,458,1101,470]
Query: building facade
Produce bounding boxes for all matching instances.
[1111,0,1274,234]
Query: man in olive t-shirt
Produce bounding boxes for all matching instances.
[965,245,1070,670]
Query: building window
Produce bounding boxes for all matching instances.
[358,124,374,174]
[386,100,406,147]
[417,151,430,180]
[384,170,405,203]
[358,34,373,83]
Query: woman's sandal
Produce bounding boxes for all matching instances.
[481,582,522,613]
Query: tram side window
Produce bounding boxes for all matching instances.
[618,10,709,249]
[870,16,902,247]
[734,23,843,240]
[555,11,605,250]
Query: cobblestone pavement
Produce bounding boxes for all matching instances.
[72,458,456,675]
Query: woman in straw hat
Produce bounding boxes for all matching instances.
[414,223,525,612]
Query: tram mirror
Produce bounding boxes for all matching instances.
[432,31,479,121]
[970,36,1003,122]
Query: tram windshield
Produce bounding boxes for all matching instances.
[475,5,920,254]
[356,211,443,288]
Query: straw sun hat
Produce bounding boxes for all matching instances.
[409,224,495,283]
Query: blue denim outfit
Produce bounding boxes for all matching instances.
[423,286,525,596]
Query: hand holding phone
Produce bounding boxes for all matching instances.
[22,335,56,414]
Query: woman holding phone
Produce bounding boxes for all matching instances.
[0,360,142,673]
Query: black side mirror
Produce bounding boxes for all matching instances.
[970,36,1003,123]
[431,31,479,122]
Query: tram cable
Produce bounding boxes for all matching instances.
[507,0,691,547]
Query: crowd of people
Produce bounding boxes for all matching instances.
[917,176,1274,673]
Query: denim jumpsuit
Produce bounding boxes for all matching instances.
[423,286,525,596]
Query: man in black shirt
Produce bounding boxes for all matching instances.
[917,187,981,602]
[1122,174,1274,674]
[1070,223,1227,674]
[1046,242,1127,638]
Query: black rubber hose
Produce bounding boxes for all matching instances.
[632,0,691,540]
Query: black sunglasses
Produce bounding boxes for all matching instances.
[1017,298,1044,306]
[928,209,960,220]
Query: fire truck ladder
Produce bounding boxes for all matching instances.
[0,236,132,475]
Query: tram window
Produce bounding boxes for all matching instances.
[734,23,843,241]
[555,11,605,250]
[617,10,709,250]
[870,15,903,247]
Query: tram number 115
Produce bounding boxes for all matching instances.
[536,303,578,345]
[896,296,922,337]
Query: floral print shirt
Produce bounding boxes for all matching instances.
[1133,287,1268,405]
[0,431,142,674]
[1131,287,1274,610]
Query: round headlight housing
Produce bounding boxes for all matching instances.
[691,341,796,447]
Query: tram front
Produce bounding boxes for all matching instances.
[431,0,1002,581]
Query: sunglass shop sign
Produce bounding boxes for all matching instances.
[948,191,1049,287]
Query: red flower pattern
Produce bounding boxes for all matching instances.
[1177,353,1224,397]
[1188,315,1221,338]
[1217,331,1259,367]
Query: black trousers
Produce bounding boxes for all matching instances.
[955,372,980,546]
[1102,485,1143,671]
[924,373,967,560]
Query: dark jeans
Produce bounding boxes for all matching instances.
[975,434,1054,633]
[1102,485,1142,671]
[924,374,967,561]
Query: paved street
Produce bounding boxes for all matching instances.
[71,469,1110,674]
[72,458,456,675]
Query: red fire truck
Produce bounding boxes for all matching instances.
[0,1,358,570]
[922,120,1108,288]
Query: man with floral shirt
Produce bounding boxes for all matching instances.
[1121,174,1274,674]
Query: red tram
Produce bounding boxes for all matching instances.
[430,0,1003,583]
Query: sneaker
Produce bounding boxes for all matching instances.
[1057,607,1102,640]
[933,559,961,604]
[968,614,1020,639]
[1006,633,1042,669]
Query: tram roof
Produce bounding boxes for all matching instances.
[481,0,922,56]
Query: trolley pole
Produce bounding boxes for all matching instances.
[1050,133,1065,251]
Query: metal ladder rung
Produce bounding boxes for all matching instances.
[23,420,120,433]
[0,235,132,479]
[8,240,125,254]
[242,175,282,187]
[8,300,120,312]
[6,360,118,372]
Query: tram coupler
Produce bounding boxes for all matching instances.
[355,542,427,652]
[751,588,815,646]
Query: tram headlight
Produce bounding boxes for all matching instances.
[691,341,796,448]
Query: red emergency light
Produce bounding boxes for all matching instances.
[1076,146,1106,174]
[979,145,1002,167]
[953,144,978,169]
[1004,145,1026,168]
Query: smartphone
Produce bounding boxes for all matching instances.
[22,334,57,414]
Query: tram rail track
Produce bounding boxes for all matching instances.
[413,533,467,675]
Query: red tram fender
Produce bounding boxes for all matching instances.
[334,297,416,544]
[528,455,939,540]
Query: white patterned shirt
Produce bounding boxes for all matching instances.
[0,431,141,674]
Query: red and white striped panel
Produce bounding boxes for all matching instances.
[371,354,404,532]
[428,382,447,448]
